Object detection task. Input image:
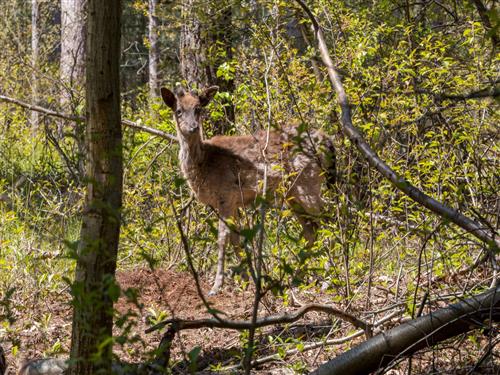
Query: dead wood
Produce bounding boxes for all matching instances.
[312,285,500,375]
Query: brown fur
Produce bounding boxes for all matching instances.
[161,86,334,294]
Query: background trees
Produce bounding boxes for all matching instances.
[0,0,498,373]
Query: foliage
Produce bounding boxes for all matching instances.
[0,0,498,372]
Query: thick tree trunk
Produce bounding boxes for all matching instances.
[180,0,207,88]
[313,286,500,375]
[31,0,39,128]
[67,0,122,374]
[148,0,159,98]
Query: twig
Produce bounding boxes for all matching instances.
[0,94,178,141]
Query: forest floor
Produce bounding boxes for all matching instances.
[3,267,499,374]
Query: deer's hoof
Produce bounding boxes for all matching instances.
[208,289,219,296]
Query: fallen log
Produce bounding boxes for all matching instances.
[312,286,500,375]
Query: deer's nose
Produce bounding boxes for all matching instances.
[189,124,199,133]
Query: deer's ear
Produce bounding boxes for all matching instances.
[199,86,219,107]
[161,87,176,109]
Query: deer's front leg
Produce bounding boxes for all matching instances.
[209,216,231,295]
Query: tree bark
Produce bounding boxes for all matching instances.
[0,344,5,375]
[180,0,207,88]
[67,0,122,373]
[312,286,500,375]
[60,0,86,106]
[148,0,159,98]
[60,0,87,173]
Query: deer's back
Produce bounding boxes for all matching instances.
[189,129,328,211]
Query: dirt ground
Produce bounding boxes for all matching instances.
[2,267,499,374]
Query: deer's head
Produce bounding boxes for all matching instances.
[161,86,218,138]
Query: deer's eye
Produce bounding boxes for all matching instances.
[194,107,201,116]
[176,109,182,116]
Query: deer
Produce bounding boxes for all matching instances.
[161,85,335,295]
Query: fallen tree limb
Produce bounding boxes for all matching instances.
[294,0,499,251]
[0,94,178,142]
[220,308,404,372]
[312,286,500,375]
[146,303,371,335]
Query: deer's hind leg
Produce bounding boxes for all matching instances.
[288,168,325,247]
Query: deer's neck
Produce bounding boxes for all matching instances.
[178,133,205,179]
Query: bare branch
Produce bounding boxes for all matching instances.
[0,94,82,122]
[437,85,500,100]
[293,0,499,250]
[0,94,178,142]
[146,303,371,335]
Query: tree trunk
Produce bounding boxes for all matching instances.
[180,0,235,134]
[180,0,207,88]
[60,0,87,176]
[148,0,159,98]
[313,286,500,375]
[31,0,39,129]
[0,344,5,375]
[67,0,122,373]
[60,0,86,106]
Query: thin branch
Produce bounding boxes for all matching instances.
[293,0,499,251]
[146,303,371,335]
[0,94,178,142]
[437,85,500,100]
[414,85,500,100]
[0,94,82,122]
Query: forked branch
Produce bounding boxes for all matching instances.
[294,0,499,251]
